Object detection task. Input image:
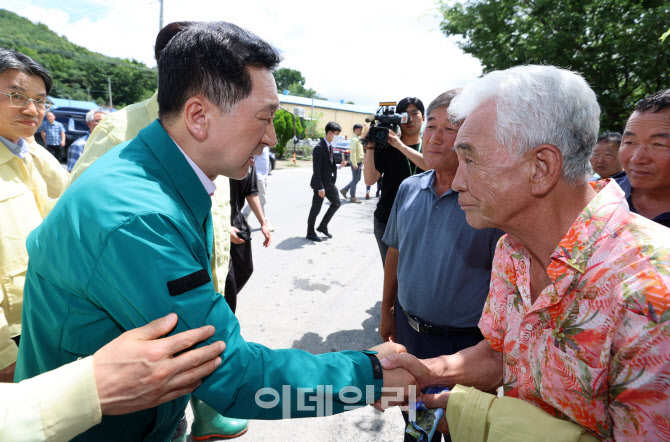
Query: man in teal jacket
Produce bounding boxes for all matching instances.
[15,22,410,441]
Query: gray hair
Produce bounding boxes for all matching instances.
[0,48,53,94]
[449,65,600,186]
[86,108,108,123]
[426,89,462,117]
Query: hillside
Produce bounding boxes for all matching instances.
[0,9,156,108]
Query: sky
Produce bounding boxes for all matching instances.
[2,0,483,111]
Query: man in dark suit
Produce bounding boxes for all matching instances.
[307,121,347,241]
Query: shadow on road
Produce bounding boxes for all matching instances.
[275,236,327,250]
[290,302,384,354]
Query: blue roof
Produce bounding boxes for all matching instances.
[48,96,99,110]
[278,94,375,115]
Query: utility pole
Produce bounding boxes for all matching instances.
[159,0,164,31]
[107,77,113,109]
[86,87,90,102]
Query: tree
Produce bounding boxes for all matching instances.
[437,0,670,131]
[273,67,327,100]
[273,109,304,158]
[274,68,305,92]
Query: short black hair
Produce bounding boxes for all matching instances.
[158,22,282,122]
[0,48,53,94]
[596,131,622,145]
[634,89,670,114]
[396,96,425,116]
[325,121,341,134]
[154,21,194,62]
[353,124,363,131]
[426,89,461,118]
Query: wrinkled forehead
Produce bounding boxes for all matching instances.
[454,102,498,151]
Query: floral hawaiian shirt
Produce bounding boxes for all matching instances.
[479,180,670,440]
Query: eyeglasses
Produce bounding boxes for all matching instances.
[1,92,53,111]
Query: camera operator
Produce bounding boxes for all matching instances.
[363,97,427,265]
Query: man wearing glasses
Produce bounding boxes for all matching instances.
[0,48,69,383]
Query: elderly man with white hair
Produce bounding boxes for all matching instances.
[66,107,108,172]
[382,65,670,441]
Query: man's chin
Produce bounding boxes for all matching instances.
[230,166,251,180]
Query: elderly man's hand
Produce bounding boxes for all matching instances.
[93,313,225,415]
[380,353,435,391]
[419,389,451,434]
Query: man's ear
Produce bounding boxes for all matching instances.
[528,144,562,196]
[182,96,211,143]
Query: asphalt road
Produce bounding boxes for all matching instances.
[185,162,406,441]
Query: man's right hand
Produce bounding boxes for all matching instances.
[230,227,245,244]
[318,189,325,198]
[0,361,16,383]
[379,307,396,342]
[93,313,225,415]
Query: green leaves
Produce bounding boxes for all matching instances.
[437,0,670,131]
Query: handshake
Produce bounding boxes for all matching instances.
[369,341,451,434]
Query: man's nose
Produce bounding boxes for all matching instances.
[452,161,468,192]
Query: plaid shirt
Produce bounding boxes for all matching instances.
[67,134,88,172]
[40,120,65,145]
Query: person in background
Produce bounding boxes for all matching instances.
[616,89,670,228]
[340,123,364,203]
[0,48,68,383]
[66,108,107,172]
[226,165,271,313]
[589,131,624,180]
[39,110,65,161]
[242,144,274,231]
[306,121,347,242]
[363,97,427,266]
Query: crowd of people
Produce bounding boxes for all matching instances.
[0,18,668,442]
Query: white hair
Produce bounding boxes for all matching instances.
[86,108,108,123]
[449,65,600,186]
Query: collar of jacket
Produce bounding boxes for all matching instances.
[138,119,212,226]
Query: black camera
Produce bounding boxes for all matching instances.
[363,102,409,149]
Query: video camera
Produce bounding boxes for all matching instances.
[363,102,409,149]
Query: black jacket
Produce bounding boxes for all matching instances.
[309,138,337,190]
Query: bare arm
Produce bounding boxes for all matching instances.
[381,339,504,392]
[387,132,429,171]
[379,246,399,342]
[363,142,381,186]
[244,194,271,247]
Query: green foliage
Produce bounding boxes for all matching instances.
[0,9,156,108]
[304,112,324,139]
[438,0,670,131]
[273,109,303,158]
[273,67,327,100]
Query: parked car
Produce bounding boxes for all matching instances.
[269,151,276,172]
[332,140,351,163]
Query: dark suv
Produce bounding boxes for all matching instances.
[52,107,89,157]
